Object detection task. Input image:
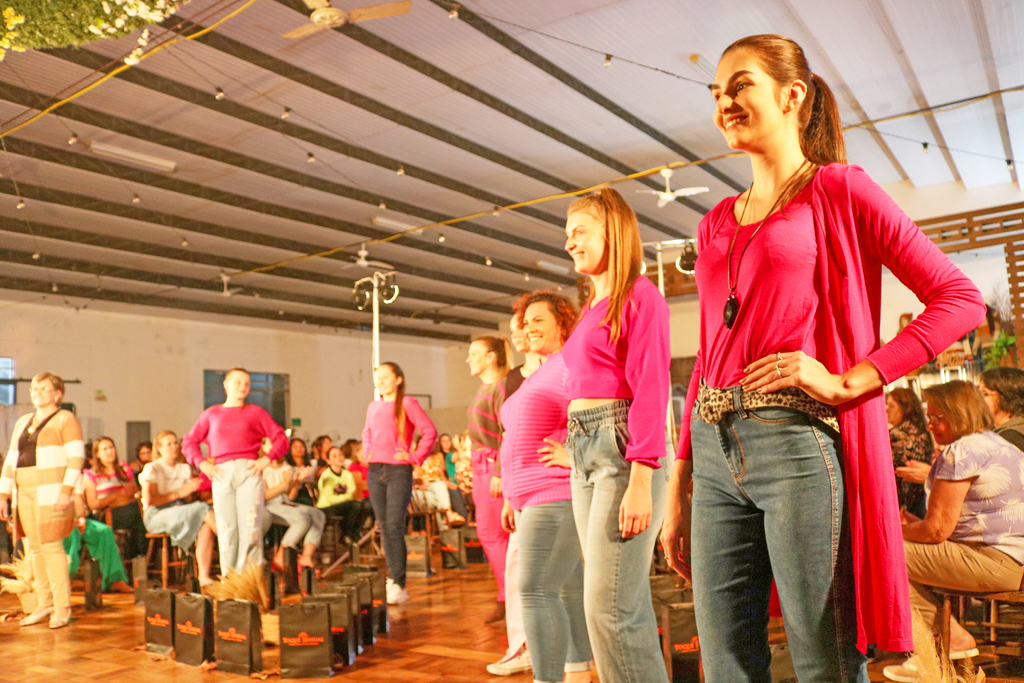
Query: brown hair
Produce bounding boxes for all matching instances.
[472,336,512,376]
[887,388,928,434]
[723,34,847,206]
[92,437,129,483]
[32,371,65,402]
[922,380,994,442]
[516,290,579,345]
[981,367,1024,418]
[380,362,407,441]
[566,187,642,343]
[224,366,248,379]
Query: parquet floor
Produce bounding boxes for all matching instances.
[0,555,1018,682]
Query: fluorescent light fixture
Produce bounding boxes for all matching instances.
[372,216,425,234]
[89,142,177,173]
[535,260,571,275]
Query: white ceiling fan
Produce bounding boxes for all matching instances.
[282,0,411,40]
[636,168,709,208]
[341,243,393,271]
[220,273,244,297]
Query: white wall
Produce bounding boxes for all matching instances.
[882,178,1024,222]
[0,300,452,454]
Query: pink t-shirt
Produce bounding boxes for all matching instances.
[361,396,437,466]
[500,352,571,510]
[182,403,287,467]
[562,276,670,468]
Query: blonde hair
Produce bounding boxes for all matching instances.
[32,371,65,401]
[922,380,994,442]
[154,430,177,458]
[567,187,642,343]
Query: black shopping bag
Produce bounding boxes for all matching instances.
[660,602,701,683]
[303,593,357,667]
[174,593,214,666]
[463,525,486,564]
[405,533,433,577]
[215,599,263,675]
[132,556,151,605]
[83,556,102,610]
[144,588,175,655]
[344,565,388,635]
[279,603,333,678]
[264,566,281,612]
[301,566,316,596]
[440,528,467,569]
[340,574,375,647]
[282,546,300,595]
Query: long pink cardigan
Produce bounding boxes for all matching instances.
[809,164,985,652]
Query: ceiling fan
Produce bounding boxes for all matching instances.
[341,243,393,271]
[636,168,709,208]
[220,273,244,297]
[282,0,411,40]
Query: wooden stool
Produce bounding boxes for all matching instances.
[145,533,187,589]
[407,495,439,541]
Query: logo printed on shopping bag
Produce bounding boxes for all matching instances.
[147,613,170,627]
[674,635,700,653]
[407,551,424,560]
[176,619,202,636]
[218,626,248,642]
[441,544,457,552]
[282,631,326,647]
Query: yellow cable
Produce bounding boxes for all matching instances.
[0,0,259,140]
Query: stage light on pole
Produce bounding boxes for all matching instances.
[675,240,697,274]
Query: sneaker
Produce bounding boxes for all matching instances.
[883,658,921,683]
[386,578,408,605]
[486,649,532,676]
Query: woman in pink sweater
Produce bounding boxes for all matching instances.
[361,362,437,605]
[501,291,592,683]
[182,367,288,573]
[659,35,985,682]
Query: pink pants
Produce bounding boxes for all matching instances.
[472,452,509,601]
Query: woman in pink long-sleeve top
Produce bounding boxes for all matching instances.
[361,362,437,605]
[658,35,986,682]
[182,367,287,573]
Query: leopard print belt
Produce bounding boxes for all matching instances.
[697,380,840,433]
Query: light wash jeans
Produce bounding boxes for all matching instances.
[265,495,326,549]
[689,390,867,683]
[568,400,668,683]
[211,459,266,572]
[516,501,592,683]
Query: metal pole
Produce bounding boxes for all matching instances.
[655,243,679,452]
[372,273,381,400]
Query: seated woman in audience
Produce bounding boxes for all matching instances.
[412,443,467,530]
[980,367,1024,450]
[129,441,153,485]
[884,380,1024,682]
[344,439,375,533]
[285,438,317,506]
[264,449,325,571]
[66,479,132,592]
[317,446,363,544]
[311,435,332,478]
[84,437,148,559]
[886,388,934,518]
[140,430,218,586]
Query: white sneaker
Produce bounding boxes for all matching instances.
[486,649,532,676]
[883,658,921,683]
[385,578,408,605]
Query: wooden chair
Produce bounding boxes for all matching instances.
[935,587,1024,680]
[407,493,439,540]
[145,533,188,589]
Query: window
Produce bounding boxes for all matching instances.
[0,357,14,406]
[203,370,289,428]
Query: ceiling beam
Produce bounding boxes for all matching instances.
[0,274,471,342]
[0,214,509,317]
[0,136,574,291]
[420,0,746,194]
[159,15,693,240]
[966,1,1017,185]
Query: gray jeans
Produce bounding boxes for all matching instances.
[265,495,326,550]
[211,459,266,572]
[569,400,669,683]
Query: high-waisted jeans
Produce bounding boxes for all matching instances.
[516,501,591,683]
[569,399,669,683]
[689,390,867,683]
[367,463,413,587]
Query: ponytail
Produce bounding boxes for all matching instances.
[802,73,846,167]
[380,362,407,442]
[472,335,512,376]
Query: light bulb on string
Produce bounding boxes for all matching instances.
[307,152,316,164]
[449,3,459,19]
[396,166,405,176]
[438,233,445,243]
[281,107,291,121]
[1008,159,1014,171]
[181,238,189,247]
[524,273,530,282]
[378,201,386,210]
[32,252,40,260]
[16,199,24,209]
[51,283,58,292]
[215,87,225,100]
[492,206,500,217]
[922,142,929,154]
[68,132,78,145]
[604,54,612,69]
[132,194,141,204]
[485,257,492,266]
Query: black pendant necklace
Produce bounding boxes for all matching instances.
[723,162,808,329]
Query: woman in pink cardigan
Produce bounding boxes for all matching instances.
[660,35,985,682]
[361,362,437,605]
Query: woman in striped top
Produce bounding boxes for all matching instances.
[465,336,511,624]
[0,372,85,629]
[84,437,148,558]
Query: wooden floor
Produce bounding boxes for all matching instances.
[0,557,1018,682]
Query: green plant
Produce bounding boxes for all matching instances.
[985,331,1018,369]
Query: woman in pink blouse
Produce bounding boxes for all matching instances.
[84,437,147,559]
[361,362,437,605]
[659,35,985,682]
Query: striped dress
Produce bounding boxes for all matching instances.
[0,410,85,543]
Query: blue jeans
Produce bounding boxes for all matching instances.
[689,391,867,683]
[516,501,591,683]
[367,463,413,587]
[569,400,669,683]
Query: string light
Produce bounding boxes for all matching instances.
[307,152,316,163]
[438,233,445,243]
[524,273,530,282]
[51,283,58,292]
[396,166,405,176]
[68,132,78,145]
[922,142,929,154]
[32,252,40,260]
[1009,159,1015,171]
[181,238,189,247]
[492,206,500,217]
[281,107,291,121]
[132,194,141,204]
[378,201,386,209]
[603,54,612,69]
[16,199,24,209]
[485,257,492,266]
[449,3,459,19]
[215,87,225,100]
